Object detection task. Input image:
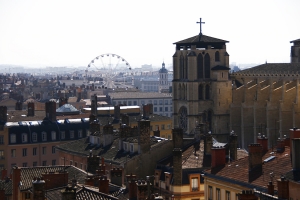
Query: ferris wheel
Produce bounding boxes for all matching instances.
[85,53,133,88]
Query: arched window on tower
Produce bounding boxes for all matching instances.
[198,85,203,100]
[180,55,184,79]
[205,85,210,100]
[197,54,204,79]
[185,55,188,79]
[204,54,210,78]
[215,51,220,62]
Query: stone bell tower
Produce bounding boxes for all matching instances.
[172,18,231,137]
[291,38,300,63]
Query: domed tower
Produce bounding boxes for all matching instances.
[172,18,231,137]
[158,62,169,93]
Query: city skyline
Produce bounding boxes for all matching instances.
[0,0,299,69]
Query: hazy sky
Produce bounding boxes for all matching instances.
[0,0,299,69]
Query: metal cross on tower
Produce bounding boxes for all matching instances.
[196,18,205,35]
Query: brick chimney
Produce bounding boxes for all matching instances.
[290,128,300,158]
[211,146,226,168]
[267,181,274,196]
[292,138,300,170]
[248,144,263,183]
[59,97,68,107]
[89,119,100,135]
[136,180,148,200]
[45,101,56,122]
[96,157,106,176]
[15,101,22,110]
[85,175,95,186]
[204,133,213,156]
[61,185,76,200]
[0,106,7,123]
[138,120,150,154]
[27,102,35,117]
[238,190,258,200]
[122,114,130,126]
[172,128,183,149]
[277,176,289,199]
[42,171,69,190]
[114,105,120,120]
[1,168,7,180]
[126,174,137,200]
[0,188,4,200]
[12,166,21,200]
[257,134,268,154]
[99,175,109,194]
[143,104,150,120]
[87,152,99,174]
[103,123,114,146]
[91,94,98,116]
[110,168,122,186]
[32,177,45,200]
[276,139,285,153]
[228,132,238,161]
[173,148,182,186]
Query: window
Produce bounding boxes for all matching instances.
[130,144,134,152]
[11,149,16,157]
[165,107,168,112]
[154,100,157,105]
[128,101,132,106]
[208,186,213,200]
[80,163,83,169]
[32,132,37,142]
[141,100,145,105]
[0,135,4,144]
[42,132,47,141]
[42,161,47,166]
[167,124,171,130]
[70,160,73,165]
[22,162,27,167]
[133,101,137,105]
[33,147,37,156]
[159,107,162,112]
[191,178,199,191]
[168,135,171,140]
[22,148,27,157]
[70,131,74,138]
[78,130,82,138]
[52,160,56,165]
[42,147,46,155]
[161,124,165,130]
[154,107,157,112]
[10,134,16,143]
[226,191,230,200]
[75,162,77,167]
[22,133,28,143]
[165,100,168,105]
[52,146,55,154]
[159,100,163,105]
[51,131,56,140]
[123,143,127,151]
[148,100,152,104]
[0,150,4,159]
[61,131,65,139]
[216,188,221,200]
[155,125,159,131]
[25,193,30,199]
[33,162,37,167]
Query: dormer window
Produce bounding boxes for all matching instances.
[10,134,16,143]
[123,143,128,151]
[130,144,134,152]
[32,132,37,142]
[42,132,47,141]
[191,177,199,191]
[51,131,56,141]
[22,133,28,143]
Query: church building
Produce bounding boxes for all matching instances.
[172,19,231,137]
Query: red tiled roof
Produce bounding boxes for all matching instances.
[205,146,292,191]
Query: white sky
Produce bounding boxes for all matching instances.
[0,0,299,69]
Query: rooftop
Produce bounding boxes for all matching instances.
[108,92,172,99]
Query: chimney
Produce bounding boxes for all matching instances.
[96,157,106,176]
[1,168,7,180]
[114,105,120,120]
[89,119,100,135]
[0,106,7,123]
[42,171,69,190]
[27,102,35,117]
[143,104,150,120]
[15,101,22,110]
[126,174,137,200]
[290,128,300,157]
[122,114,130,126]
[173,148,182,186]
[172,128,183,149]
[45,101,56,122]
[61,185,76,200]
[204,133,213,156]
[238,190,258,200]
[85,175,95,186]
[103,123,114,146]
[136,180,148,200]
[98,176,109,194]
[228,132,238,160]
[248,144,263,182]
[12,166,21,200]
[0,188,4,200]
[148,104,153,114]
[292,138,300,170]
[32,177,45,200]
[211,146,226,168]
[87,153,99,174]
[276,139,285,153]
[110,168,122,186]
[267,181,274,196]
[91,94,98,116]
[277,176,289,199]
[138,120,150,154]
[59,97,68,107]
[257,134,268,154]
